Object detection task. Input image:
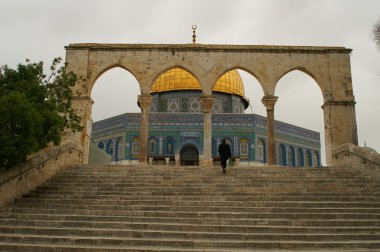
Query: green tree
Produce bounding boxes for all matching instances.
[0,58,82,170]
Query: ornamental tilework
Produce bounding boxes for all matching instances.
[160,100,167,112]
[233,102,241,114]
[149,99,157,112]
[222,101,230,113]
[168,99,179,113]
[212,101,222,113]
[234,137,238,156]
[181,98,188,112]
[190,98,200,113]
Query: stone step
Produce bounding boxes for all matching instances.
[14,197,380,207]
[40,183,377,190]
[52,174,374,181]
[28,191,380,198]
[0,243,232,252]
[7,199,380,212]
[2,220,380,234]
[55,172,371,180]
[31,186,371,194]
[51,178,374,184]
[26,190,380,197]
[21,193,380,202]
[1,225,380,242]
[5,205,380,220]
[50,173,372,178]
[61,168,370,176]
[0,233,380,249]
[3,212,380,227]
[6,206,380,216]
[1,243,379,252]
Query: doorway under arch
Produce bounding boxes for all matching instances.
[180,144,199,166]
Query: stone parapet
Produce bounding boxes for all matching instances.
[66,43,352,54]
[0,142,83,207]
[332,143,380,178]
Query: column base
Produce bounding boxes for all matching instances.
[139,160,148,165]
[199,159,213,167]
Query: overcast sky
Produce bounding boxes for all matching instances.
[1,0,379,164]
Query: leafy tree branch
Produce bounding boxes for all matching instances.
[0,58,82,170]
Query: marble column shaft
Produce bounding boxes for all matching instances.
[200,95,215,166]
[261,95,278,165]
[138,94,152,164]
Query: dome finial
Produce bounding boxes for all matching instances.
[192,25,197,44]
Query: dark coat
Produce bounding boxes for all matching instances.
[218,142,232,161]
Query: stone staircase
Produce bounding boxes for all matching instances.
[0,164,380,251]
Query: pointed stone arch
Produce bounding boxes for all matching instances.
[150,65,204,93]
[210,66,266,96]
[89,64,142,96]
[274,67,325,100]
[274,68,325,163]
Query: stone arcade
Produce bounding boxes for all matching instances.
[89,68,321,166]
[64,43,357,166]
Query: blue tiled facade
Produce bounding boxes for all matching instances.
[91,112,321,167]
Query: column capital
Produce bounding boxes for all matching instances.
[137,94,152,111]
[73,96,94,105]
[261,95,278,111]
[199,95,215,113]
[321,100,356,109]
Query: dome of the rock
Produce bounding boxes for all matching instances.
[151,68,245,98]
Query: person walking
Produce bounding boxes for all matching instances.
[218,139,231,174]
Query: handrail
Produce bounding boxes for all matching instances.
[0,142,83,186]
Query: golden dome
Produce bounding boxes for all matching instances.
[151,68,245,97]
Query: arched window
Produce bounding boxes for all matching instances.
[297,148,304,166]
[289,146,296,166]
[131,137,140,160]
[116,138,123,161]
[212,138,217,157]
[164,137,175,156]
[257,138,266,162]
[305,149,312,167]
[148,137,158,156]
[313,151,320,167]
[98,142,104,149]
[109,144,114,160]
[279,144,286,166]
[239,138,249,160]
[106,140,113,155]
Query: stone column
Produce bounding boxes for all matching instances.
[199,95,215,167]
[261,95,278,165]
[322,100,358,166]
[138,94,152,164]
[61,96,93,164]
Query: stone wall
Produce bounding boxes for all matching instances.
[0,142,83,207]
